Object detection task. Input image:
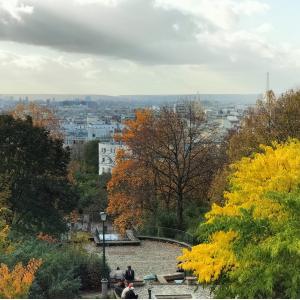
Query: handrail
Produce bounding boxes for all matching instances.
[134,226,195,246]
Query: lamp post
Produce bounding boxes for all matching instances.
[100,211,108,298]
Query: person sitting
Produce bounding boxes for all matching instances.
[110,267,125,281]
[114,280,125,298]
[124,265,135,281]
[115,266,125,280]
[176,261,184,273]
[121,283,138,299]
[121,282,131,299]
[125,287,138,299]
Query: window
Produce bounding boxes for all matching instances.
[102,157,105,163]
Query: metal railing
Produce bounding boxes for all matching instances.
[134,226,195,246]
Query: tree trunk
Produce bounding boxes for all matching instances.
[176,190,184,229]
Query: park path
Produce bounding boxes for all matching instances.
[85,240,212,299]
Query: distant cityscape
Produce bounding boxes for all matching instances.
[0,93,261,175]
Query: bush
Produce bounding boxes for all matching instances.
[70,231,92,244]
[157,211,177,229]
[80,254,109,291]
[2,238,109,298]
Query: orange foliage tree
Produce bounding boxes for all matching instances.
[37,232,57,243]
[107,149,155,234]
[10,102,63,140]
[108,105,220,231]
[0,258,42,299]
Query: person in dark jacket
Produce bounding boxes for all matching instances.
[122,283,138,299]
[124,266,135,281]
[115,280,126,298]
[125,288,138,299]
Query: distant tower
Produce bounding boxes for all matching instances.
[266,71,270,93]
[264,72,275,106]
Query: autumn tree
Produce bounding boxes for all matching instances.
[0,259,42,299]
[179,139,300,298]
[108,102,221,231]
[226,90,300,162]
[107,149,156,234]
[210,89,300,204]
[10,102,63,140]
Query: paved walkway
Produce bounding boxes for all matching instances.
[85,240,212,299]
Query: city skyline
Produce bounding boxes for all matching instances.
[0,0,299,95]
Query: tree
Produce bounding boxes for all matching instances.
[228,90,300,162]
[10,102,63,140]
[0,259,42,299]
[75,172,111,214]
[68,145,110,215]
[107,149,154,234]
[179,139,300,298]
[83,140,100,174]
[209,89,300,204]
[0,115,78,235]
[108,104,221,231]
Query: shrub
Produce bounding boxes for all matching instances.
[2,238,109,298]
[79,254,109,291]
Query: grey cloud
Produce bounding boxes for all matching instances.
[0,0,214,64]
[0,0,284,69]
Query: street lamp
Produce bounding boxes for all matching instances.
[100,211,108,298]
[100,212,107,266]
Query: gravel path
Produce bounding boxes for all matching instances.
[85,240,212,299]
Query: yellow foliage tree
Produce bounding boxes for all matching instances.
[180,231,238,283]
[179,139,300,285]
[207,140,300,222]
[0,259,42,299]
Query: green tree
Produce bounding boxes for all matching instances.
[0,115,78,235]
[75,172,111,214]
[68,139,111,214]
[83,140,100,174]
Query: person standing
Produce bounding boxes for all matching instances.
[124,266,135,282]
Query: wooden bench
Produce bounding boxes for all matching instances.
[157,275,168,284]
[163,273,185,282]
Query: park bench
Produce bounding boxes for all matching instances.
[157,272,185,284]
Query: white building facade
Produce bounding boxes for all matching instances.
[98,142,124,175]
[88,123,124,140]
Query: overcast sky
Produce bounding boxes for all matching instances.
[0,0,299,95]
